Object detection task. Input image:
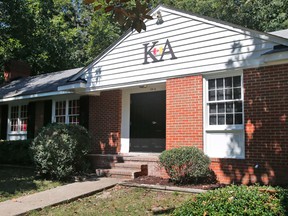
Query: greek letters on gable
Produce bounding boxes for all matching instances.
[160,39,177,61]
[143,39,177,64]
[143,41,160,64]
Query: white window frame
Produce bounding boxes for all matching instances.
[52,96,80,125]
[7,103,28,140]
[203,70,245,159]
[204,71,244,131]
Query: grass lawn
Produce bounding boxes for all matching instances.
[0,166,62,202]
[30,186,194,216]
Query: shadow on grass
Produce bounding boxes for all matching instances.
[0,167,37,198]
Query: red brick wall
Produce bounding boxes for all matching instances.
[166,75,203,150]
[211,64,288,185]
[164,65,287,185]
[89,90,122,154]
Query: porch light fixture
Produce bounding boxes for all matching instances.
[156,11,164,25]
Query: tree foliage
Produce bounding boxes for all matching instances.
[84,0,153,33]
[0,0,121,76]
[154,0,288,32]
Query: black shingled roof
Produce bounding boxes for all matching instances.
[0,67,82,100]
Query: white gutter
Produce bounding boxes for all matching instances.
[0,91,73,103]
[58,82,86,91]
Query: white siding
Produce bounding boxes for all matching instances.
[82,6,281,90]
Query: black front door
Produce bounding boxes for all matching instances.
[130,91,166,152]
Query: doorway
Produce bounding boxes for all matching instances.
[130,91,166,152]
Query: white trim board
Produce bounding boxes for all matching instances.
[120,83,166,153]
[0,91,74,103]
[203,70,245,159]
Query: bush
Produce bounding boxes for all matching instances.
[31,123,91,180]
[0,140,33,165]
[173,185,288,215]
[159,146,211,184]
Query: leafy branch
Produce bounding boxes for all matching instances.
[84,0,153,32]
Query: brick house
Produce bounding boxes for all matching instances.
[0,5,287,184]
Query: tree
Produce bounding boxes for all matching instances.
[84,0,288,33]
[84,0,153,33]
[0,0,121,77]
[153,0,288,32]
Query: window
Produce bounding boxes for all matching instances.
[204,74,244,159]
[54,99,79,125]
[9,105,28,133]
[55,101,66,123]
[207,76,243,126]
[68,100,80,124]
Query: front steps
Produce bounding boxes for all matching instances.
[88,154,160,180]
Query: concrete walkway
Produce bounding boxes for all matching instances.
[0,177,122,216]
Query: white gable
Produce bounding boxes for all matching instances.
[72,5,288,91]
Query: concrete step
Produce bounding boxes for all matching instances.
[114,163,147,169]
[95,168,143,179]
[88,154,159,168]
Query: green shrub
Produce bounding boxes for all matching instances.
[159,146,211,184]
[0,140,33,165]
[173,185,288,215]
[31,123,91,180]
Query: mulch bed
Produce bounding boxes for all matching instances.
[128,176,227,190]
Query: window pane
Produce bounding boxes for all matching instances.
[234,88,241,99]
[56,116,65,123]
[209,90,215,101]
[209,115,217,125]
[233,76,241,87]
[235,114,243,124]
[225,77,232,88]
[68,100,80,125]
[226,102,233,113]
[10,119,18,132]
[225,89,232,100]
[216,78,223,89]
[218,103,225,113]
[208,79,215,90]
[68,100,79,115]
[218,114,225,125]
[20,119,27,131]
[69,116,79,125]
[234,101,242,112]
[226,114,233,125]
[11,106,20,132]
[55,101,66,123]
[217,90,224,100]
[11,106,18,118]
[207,76,243,127]
[209,104,216,113]
[19,105,28,132]
[20,105,28,118]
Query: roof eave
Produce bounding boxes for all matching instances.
[0,90,73,103]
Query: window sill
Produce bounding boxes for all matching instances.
[8,132,27,135]
[209,157,245,162]
[206,125,244,132]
